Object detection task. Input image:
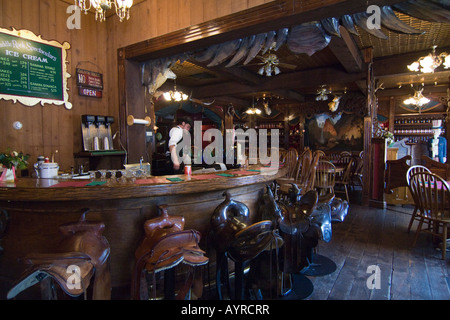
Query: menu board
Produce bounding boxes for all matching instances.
[0,27,72,109]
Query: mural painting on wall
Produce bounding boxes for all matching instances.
[307,112,363,151]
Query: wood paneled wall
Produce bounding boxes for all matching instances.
[0,0,271,172]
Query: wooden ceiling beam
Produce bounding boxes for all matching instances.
[122,0,406,61]
[377,84,449,98]
[271,89,305,103]
[191,60,261,86]
[328,26,364,73]
[193,67,365,99]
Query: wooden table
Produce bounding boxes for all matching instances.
[0,165,285,294]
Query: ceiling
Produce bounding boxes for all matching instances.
[154,2,450,115]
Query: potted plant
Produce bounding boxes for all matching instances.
[0,149,30,182]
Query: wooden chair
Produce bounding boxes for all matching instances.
[409,171,450,260]
[283,148,299,179]
[298,151,320,194]
[339,151,352,157]
[313,150,326,159]
[421,155,450,180]
[277,149,310,199]
[314,160,336,204]
[335,157,354,202]
[406,165,431,233]
[295,149,312,181]
[351,152,364,188]
[277,150,318,200]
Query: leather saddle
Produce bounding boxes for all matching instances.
[330,197,349,223]
[277,186,319,274]
[133,205,208,300]
[7,209,111,300]
[210,192,283,299]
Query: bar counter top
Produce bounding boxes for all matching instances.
[0,165,286,202]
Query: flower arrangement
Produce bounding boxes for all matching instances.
[382,129,394,145]
[0,149,30,170]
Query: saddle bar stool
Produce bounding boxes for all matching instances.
[7,209,111,300]
[133,205,209,300]
[210,192,283,300]
[275,186,318,299]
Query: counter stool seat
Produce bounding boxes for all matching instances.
[133,205,208,300]
[7,209,111,300]
[210,192,283,300]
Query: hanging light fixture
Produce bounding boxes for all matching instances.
[257,53,281,77]
[163,82,189,102]
[407,45,450,74]
[245,107,262,115]
[75,0,133,22]
[316,85,331,101]
[403,86,430,111]
[245,97,262,114]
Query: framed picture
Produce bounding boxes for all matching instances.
[0,27,72,109]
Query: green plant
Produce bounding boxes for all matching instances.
[382,129,394,144]
[0,149,30,170]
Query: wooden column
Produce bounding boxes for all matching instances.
[446,77,450,162]
[370,138,387,208]
[362,117,372,206]
[118,50,147,164]
[362,48,374,206]
[389,97,395,134]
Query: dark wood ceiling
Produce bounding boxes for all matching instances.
[143,1,450,114]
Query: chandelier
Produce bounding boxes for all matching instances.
[245,97,262,114]
[163,84,188,102]
[245,107,262,115]
[403,87,430,109]
[75,0,133,22]
[407,46,450,73]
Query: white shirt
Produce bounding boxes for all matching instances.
[168,126,183,147]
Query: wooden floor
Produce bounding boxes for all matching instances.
[305,190,450,300]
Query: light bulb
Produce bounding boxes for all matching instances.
[444,55,450,69]
[274,67,280,75]
[163,92,171,101]
[407,62,419,72]
[173,91,182,101]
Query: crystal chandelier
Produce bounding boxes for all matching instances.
[407,46,450,74]
[403,87,430,108]
[75,0,133,22]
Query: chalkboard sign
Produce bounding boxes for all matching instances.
[0,27,72,109]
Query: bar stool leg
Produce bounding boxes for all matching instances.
[164,268,176,300]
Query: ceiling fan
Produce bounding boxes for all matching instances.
[247,42,297,76]
[254,52,297,76]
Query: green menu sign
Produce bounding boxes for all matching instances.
[0,28,72,109]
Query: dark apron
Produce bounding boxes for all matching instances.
[169,130,185,175]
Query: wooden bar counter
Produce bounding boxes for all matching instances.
[0,165,286,295]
